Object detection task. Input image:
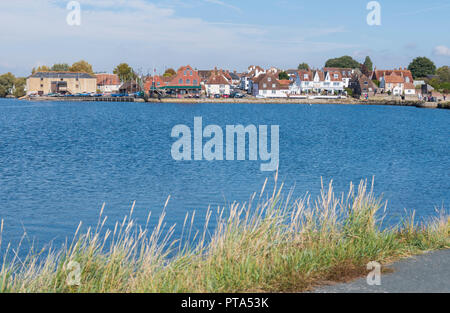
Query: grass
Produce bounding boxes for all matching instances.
[0,177,448,293]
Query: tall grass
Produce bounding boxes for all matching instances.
[0,177,448,293]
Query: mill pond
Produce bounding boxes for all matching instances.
[0,98,449,250]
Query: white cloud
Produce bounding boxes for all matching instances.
[203,0,242,14]
[433,45,450,57]
[0,0,353,75]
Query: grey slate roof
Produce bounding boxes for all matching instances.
[30,72,96,79]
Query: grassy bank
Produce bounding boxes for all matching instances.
[0,178,448,293]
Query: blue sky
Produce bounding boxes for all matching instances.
[1,0,449,76]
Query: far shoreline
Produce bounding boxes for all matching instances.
[15,95,450,110]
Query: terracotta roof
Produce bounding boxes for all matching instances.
[206,71,230,85]
[373,69,414,83]
[385,73,405,84]
[96,74,120,86]
[298,70,313,81]
[328,71,343,82]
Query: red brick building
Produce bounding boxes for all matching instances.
[145,65,201,96]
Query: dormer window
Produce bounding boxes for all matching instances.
[304,74,308,79]
[334,74,339,79]
[268,77,272,82]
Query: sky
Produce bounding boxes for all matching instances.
[0,0,449,76]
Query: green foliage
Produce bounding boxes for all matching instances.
[436,66,450,82]
[113,63,136,82]
[163,68,176,78]
[360,64,370,76]
[297,63,310,70]
[363,56,373,72]
[278,71,290,80]
[325,56,360,69]
[345,88,353,97]
[426,66,450,93]
[32,66,50,74]
[0,72,16,97]
[372,79,380,87]
[408,57,436,79]
[51,63,70,72]
[13,77,26,98]
[69,60,94,74]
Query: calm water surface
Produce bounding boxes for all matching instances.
[0,99,449,249]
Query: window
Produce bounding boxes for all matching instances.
[263,90,267,94]
[179,79,183,84]
[186,79,190,84]
[190,71,193,76]
[272,84,276,88]
[272,90,276,94]
[334,74,339,79]
[76,85,79,88]
[220,85,224,88]
[40,77,44,81]
[157,82,160,86]
[304,74,308,79]
[193,80,198,85]
[184,70,187,76]
[60,78,64,81]
[40,84,43,88]
[268,77,272,82]
[405,77,410,83]
[263,83,267,88]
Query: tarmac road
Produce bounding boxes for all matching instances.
[314,249,450,293]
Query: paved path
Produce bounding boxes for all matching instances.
[314,249,450,293]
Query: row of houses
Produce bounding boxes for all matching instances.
[25,64,419,98]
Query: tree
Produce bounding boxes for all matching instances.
[360,64,370,77]
[436,66,450,82]
[408,57,436,79]
[13,77,26,98]
[325,56,360,69]
[51,63,70,72]
[363,56,373,72]
[113,63,136,82]
[32,65,50,74]
[163,68,176,77]
[69,60,94,74]
[0,72,16,97]
[278,71,290,80]
[297,63,310,70]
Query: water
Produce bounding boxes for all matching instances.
[0,99,449,251]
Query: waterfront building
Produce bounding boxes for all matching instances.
[350,74,378,97]
[252,72,290,98]
[96,73,121,93]
[26,72,97,95]
[144,65,201,96]
[205,69,232,96]
[371,68,416,96]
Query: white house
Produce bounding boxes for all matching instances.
[252,73,290,98]
[205,70,231,96]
